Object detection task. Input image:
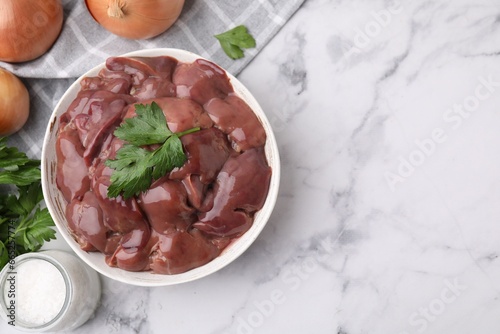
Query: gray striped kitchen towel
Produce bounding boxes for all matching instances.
[3,0,304,156]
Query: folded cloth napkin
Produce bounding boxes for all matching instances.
[3,0,304,156]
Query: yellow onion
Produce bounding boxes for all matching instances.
[0,68,30,136]
[85,0,185,40]
[0,0,63,63]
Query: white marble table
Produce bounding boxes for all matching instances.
[4,0,500,333]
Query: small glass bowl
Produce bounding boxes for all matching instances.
[0,250,101,332]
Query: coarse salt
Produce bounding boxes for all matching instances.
[14,259,66,326]
[1,250,101,332]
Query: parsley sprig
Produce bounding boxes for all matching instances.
[105,102,199,199]
[0,138,56,270]
[215,25,256,60]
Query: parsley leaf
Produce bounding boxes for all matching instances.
[17,208,56,252]
[6,182,44,218]
[106,144,155,199]
[150,135,187,179]
[0,241,7,269]
[114,102,173,146]
[0,139,56,270]
[215,25,256,60]
[0,137,41,186]
[105,102,199,199]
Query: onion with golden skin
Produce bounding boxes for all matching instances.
[85,0,185,40]
[0,68,30,136]
[0,0,63,63]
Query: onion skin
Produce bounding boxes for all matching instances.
[0,0,63,63]
[0,68,30,136]
[85,0,185,40]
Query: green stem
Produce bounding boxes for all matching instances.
[176,127,201,138]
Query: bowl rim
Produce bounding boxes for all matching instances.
[41,48,281,287]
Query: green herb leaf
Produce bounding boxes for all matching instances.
[7,182,44,217]
[114,102,173,146]
[150,135,186,180]
[215,25,256,60]
[106,144,155,199]
[0,138,41,186]
[0,241,8,269]
[0,138,56,270]
[18,208,56,252]
[0,138,32,167]
[105,103,200,199]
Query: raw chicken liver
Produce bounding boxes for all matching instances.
[56,56,271,274]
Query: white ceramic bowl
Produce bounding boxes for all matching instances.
[41,48,280,287]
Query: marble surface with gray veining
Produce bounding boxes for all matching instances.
[4,0,500,333]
